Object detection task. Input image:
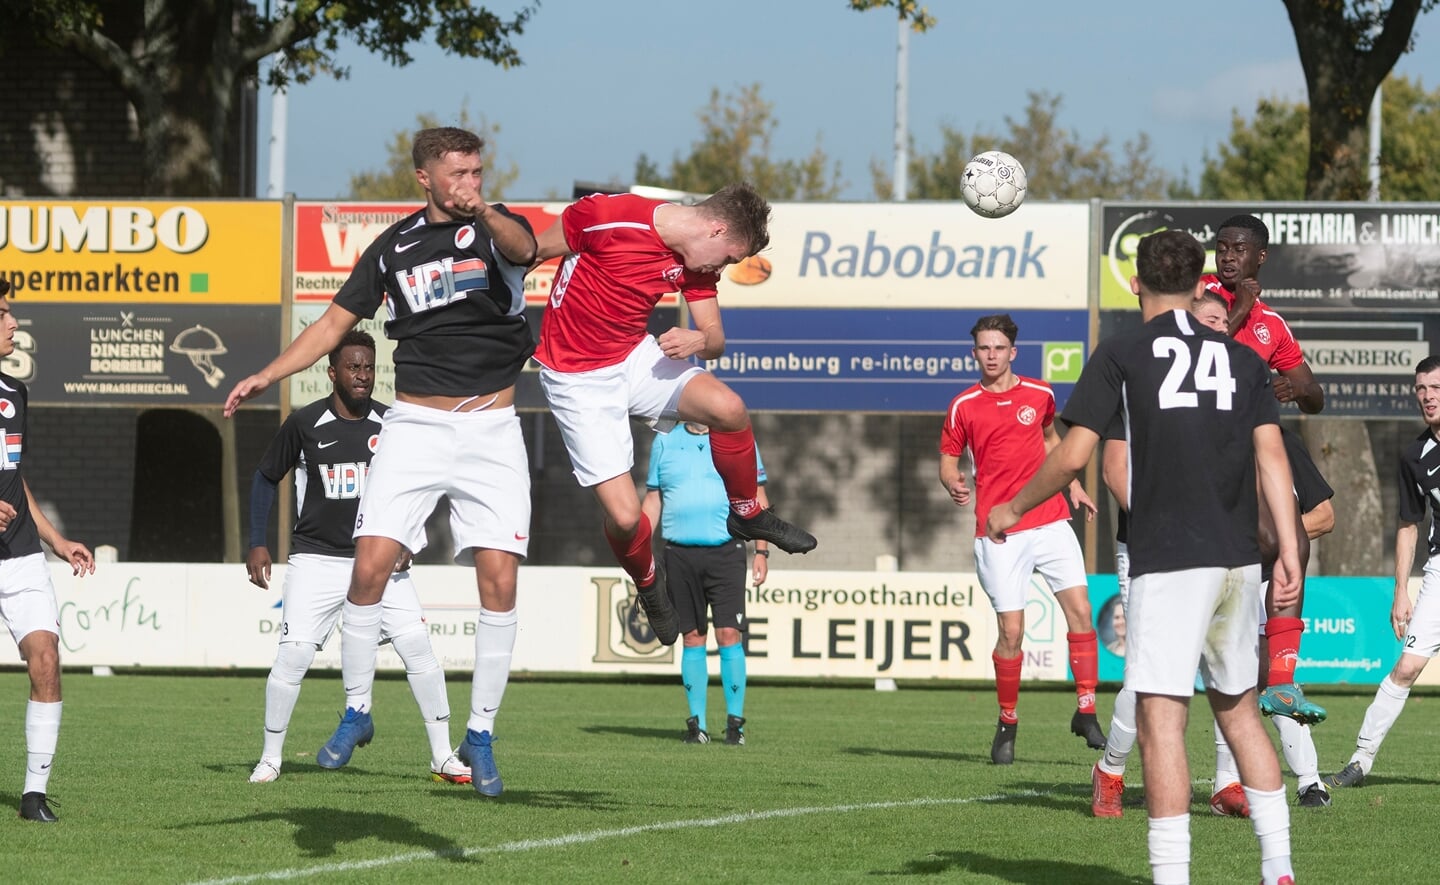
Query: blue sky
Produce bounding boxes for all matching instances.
[257,0,1440,202]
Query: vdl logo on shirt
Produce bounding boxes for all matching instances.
[320,462,368,500]
[0,432,20,470]
[393,256,490,314]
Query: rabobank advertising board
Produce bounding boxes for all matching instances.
[0,200,283,405]
[709,202,1091,412]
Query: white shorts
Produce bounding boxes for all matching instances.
[973,520,1088,613]
[355,400,531,562]
[279,553,428,648]
[1402,556,1440,658]
[1125,564,1261,697]
[0,553,59,647]
[540,336,704,487]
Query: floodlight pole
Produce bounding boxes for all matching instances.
[893,15,909,202]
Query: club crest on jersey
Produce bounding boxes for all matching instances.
[662,265,683,283]
[455,225,476,250]
[1,432,21,469]
[1252,322,1272,345]
[1016,405,1038,426]
[0,399,14,419]
[368,433,380,453]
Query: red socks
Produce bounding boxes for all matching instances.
[1266,617,1304,686]
[605,513,656,587]
[709,426,760,516]
[993,652,1022,723]
[1068,630,1099,713]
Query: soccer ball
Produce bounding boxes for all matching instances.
[961,151,1027,218]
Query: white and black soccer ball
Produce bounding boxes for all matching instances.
[960,151,1028,218]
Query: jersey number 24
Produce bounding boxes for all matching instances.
[1153,338,1236,411]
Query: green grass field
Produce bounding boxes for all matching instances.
[0,672,1435,883]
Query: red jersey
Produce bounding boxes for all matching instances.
[1201,275,1305,372]
[535,194,720,373]
[939,377,1071,538]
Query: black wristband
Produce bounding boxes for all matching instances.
[754,549,769,557]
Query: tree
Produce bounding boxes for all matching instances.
[1281,2,1437,576]
[634,84,844,200]
[847,0,937,31]
[0,1,535,196]
[1283,0,1435,199]
[873,92,1173,200]
[1198,75,1440,201]
[348,109,518,201]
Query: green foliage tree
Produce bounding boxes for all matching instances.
[349,109,518,201]
[1198,75,1440,201]
[1283,0,1436,200]
[847,0,936,31]
[635,84,844,200]
[873,92,1172,200]
[0,0,535,196]
[1281,2,1438,576]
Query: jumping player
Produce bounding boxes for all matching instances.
[990,230,1299,885]
[939,313,1103,765]
[225,127,534,797]
[244,331,468,785]
[531,184,815,648]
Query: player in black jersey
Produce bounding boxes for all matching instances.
[225,127,536,798]
[1324,355,1440,790]
[987,231,1299,885]
[0,282,97,823]
[244,331,468,785]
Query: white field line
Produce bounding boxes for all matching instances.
[187,790,1051,885]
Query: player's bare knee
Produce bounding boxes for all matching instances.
[1392,657,1426,687]
[20,631,61,699]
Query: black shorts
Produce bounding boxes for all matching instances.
[662,540,747,636]
[1281,426,1334,514]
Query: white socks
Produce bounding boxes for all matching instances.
[24,700,61,795]
[390,628,453,768]
[1243,785,1293,884]
[1147,814,1190,884]
[468,607,517,735]
[1271,715,1319,791]
[1353,675,1410,772]
[1099,687,1136,776]
[262,642,317,763]
[339,601,383,713]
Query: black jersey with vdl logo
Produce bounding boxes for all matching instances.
[0,374,41,560]
[1398,428,1440,556]
[253,398,386,557]
[333,206,536,397]
[1061,309,1280,579]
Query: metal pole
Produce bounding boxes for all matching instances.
[266,82,288,198]
[1368,82,1382,201]
[893,16,909,201]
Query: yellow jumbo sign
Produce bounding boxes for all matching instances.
[0,201,282,304]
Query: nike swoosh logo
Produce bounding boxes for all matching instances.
[40,762,51,770]
[481,776,500,786]
[318,440,339,449]
[395,241,421,253]
[1429,465,1440,476]
[482,706,498,713]
[514,532,528,541]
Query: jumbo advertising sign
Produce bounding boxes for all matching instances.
[0,201,283,405]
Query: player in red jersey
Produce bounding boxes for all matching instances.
[532,184,815,647]
[938,314,1102,764]
[1201,214,1330,731]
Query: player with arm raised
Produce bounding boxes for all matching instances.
[988,230,1299,885]
[225,126,534,798]
[939,313,1103,765]
[531,184,815,648]
[244,331,467,786]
